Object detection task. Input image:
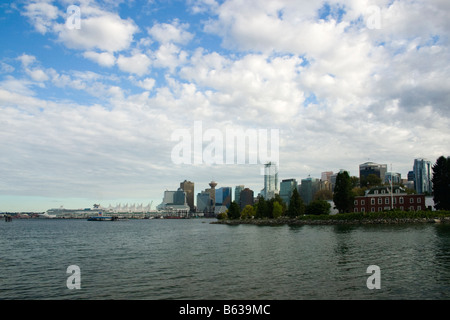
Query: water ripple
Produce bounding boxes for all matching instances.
[1,220,450,299]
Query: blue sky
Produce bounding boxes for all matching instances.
[1,0,449,212]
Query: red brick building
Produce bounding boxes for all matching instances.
[353,186,426,213]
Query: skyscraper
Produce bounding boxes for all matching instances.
[205,181,217,212]
[180,180,194,212]
[239,188,254,210]
[235,185,245,205]
[262,162,278,199]
[215,187,232,208]
[280,179,297,206]
[413,158,432,194]
[299,177,320,205]
[196,191,213,214]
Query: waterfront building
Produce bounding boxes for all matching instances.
[157,188,190,212]
[105,203,153,214]
[235,185,245,205]
[359,162,387,184]
[239,188,254,210]
[261,162,278,199]
[196,191,214,214]
[279,179,297,206]
[205,181,217,212]
[299,177,320,205]
[180,180,195,212]
[413,158,432,194]
[353,186,425,212]
[215,187,232,209]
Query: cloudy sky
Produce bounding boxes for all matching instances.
[1,0,449,212]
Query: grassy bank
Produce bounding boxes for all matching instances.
[212,210,450,226]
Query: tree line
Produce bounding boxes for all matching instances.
[219,155,450,220]
[220,188,331,220]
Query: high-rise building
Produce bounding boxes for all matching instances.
[205,181,217,211]
[239,188,254,210]
[413,158,432,194]
[299,177,320,205]
[235,185,245,205]
[196,191,214,214]
[173,188,187,205]
[359,162,387,183]
[321,171,333,183]
[216,187,232,208]
[280,179,297,206]
[163,190,175,204]
[262,162,278,199]
[180,180,194,212]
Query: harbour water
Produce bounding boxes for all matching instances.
[1,218,449,300]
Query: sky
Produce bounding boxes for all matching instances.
[1,0,449,212]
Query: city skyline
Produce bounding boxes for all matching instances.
[0,156,440,212]
[1,1,449,212]
[129,157,434,214]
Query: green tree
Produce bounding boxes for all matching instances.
[313,189,333,201]
[217,212,228,220]
[266,194,286,218]
[333,171,355,213]
[360,174,382,188]
[240,205,255,219]
[352,187,366,197]
[305,200,331,215]
[272,201,283,219]
[432,156,450,210]
[255,195,269,219]
[286,188,305,217]
[350,176,360,188]
[227,201,241,220]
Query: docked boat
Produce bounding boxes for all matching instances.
[87,214,118,221]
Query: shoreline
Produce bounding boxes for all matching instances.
[211,215,450,226]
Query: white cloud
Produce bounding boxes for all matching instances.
[188,0,219,14]
[15,53,52,83]
[3,0,450,210]
[17,54,37,68]
[26,68,49,82]
[55,13,138,52]
[117,51,152,76]
[0,77,36,96]
[0,62,15,73]
[135,78,156,91]
[148,20,194,45]
[22,1,59,34]
[83,51,116,67]
[153,43,189,72]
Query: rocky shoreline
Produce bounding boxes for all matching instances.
[211,216,450,226]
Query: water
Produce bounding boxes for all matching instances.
[1,218,450,300]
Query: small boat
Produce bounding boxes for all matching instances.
[87,213,118,221]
